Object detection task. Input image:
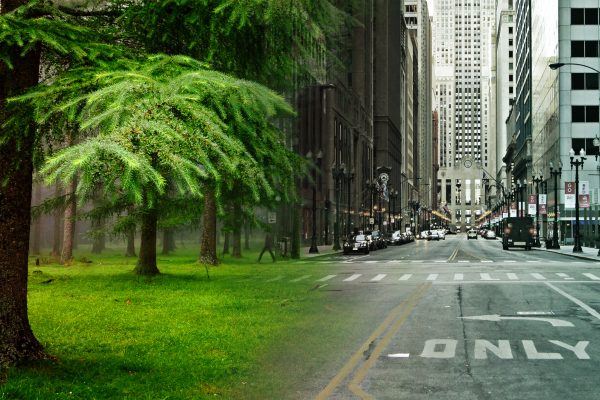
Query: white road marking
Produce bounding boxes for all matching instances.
[317,275,336,282]
[399,274,413,281]
[480,273,499,281]
[507,273,519,280]
[481,260,493,263]
[583,273,600,281]
[531,273,546,280]
[556,273,574,280]
[522,340,562,359]
[454,273,464,281]
[344,274,361,282]
[504,260,516,263]
[517,311,555,316]
[458,260,470,263]
[460,314,573,327]
[386,260,402,263]
[411,260,424,263]
[365,260,378,264]
[388,353,410,358]
[549,340,590,359]
[426,274,439,281]
[290,275,311,282]
[434,260,447,263]
[474,340,513,359]
[546,282,600,321]
[527,260,541,263]
[420,339,457,358]
[371,274,387,281]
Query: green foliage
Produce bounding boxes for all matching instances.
[115,0,349,88]
[0,0,120,69]
[13,54,296,208]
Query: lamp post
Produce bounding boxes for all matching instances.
[390,189,398,230]
[346,169,354,237]
[308,151,323,253]
[548,162,562,249]
[532,173,543,247]
[570,148,586,252]
[332,162,345,251]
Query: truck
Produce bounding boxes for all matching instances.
[502,217,536,250]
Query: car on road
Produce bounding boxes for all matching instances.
[502,217,535,250]
[427,231,440,241]
[367,230,387,250]
[437,229,446,240]
[484,230,497,239]
[343,234,370,254]
[467,229,478,240]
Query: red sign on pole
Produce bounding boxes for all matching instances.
[580,194,590,208]
[540,204,547,214]
[565,181,575,194]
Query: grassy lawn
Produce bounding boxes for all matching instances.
[1,245,334,399]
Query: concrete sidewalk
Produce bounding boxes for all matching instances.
[301,244,343,258]
[534,243,600,262]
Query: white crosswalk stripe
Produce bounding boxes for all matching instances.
[454,273,464,281]
[556,273,575,280]
[530,273,546,280]
[399,274,413,281]
[371,274,387,281]
[290,275,311,282]
[426,274,439,281]
[583,273,600,281]
[506,273,519,280]
[317,275,336,282]
[343,274,362,282]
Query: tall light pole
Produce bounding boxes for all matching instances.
[332,162,345,251]
[532,173,543,247]
[307,151,322,254]
[346,169,354,237]
[549,161,562,249]
[570,148,586,252]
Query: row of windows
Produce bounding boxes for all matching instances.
[572,106,600,123]
[572,73,599,90]
[571,41,600,57]
[571,8,600,25]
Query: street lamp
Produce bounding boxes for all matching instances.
[532,173,543,247]
[346,169,354,237]
[548,162,562,249]
[390,189,398,230]
[307,150,322,254]
[570,148,586,252]
[332,162,346,251]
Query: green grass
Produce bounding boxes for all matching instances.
[1,246,332,399]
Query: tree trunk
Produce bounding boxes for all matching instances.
[125,206,136,257]
[61,178,77,263]
[222,231,230,255]
[199,185,218,265]
[91,218,105,254]
[125,226,136,257]
[0,1,46,364]
[232,205,242,257]
[162,229,175,255]
[244,225,250,250]
[134,207,160,276]
[51,183,62,258]
[30,182,41,255]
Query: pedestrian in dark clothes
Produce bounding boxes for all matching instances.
[258,232,276,262]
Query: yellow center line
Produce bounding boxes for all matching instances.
[315,283,431,400]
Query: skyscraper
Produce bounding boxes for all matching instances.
[433,0,496,231]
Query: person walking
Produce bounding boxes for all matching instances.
[258,232,276,262]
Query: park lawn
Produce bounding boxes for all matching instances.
[0,247,332,399]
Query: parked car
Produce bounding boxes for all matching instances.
[428,231,440,241]
[367,230,387,250]
[484,230,496,239]
[419,230,429,240]
[343,234,370,254]
[390,230,404,245]
[467,229,478,240]
[437,229,446,240]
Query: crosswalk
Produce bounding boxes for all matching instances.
[268,271,600,284]
[293,259,595,265]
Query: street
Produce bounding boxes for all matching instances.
[255,234,600,400]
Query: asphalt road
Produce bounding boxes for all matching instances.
[256,234,600,400]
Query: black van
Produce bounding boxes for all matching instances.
[502,217,535,250]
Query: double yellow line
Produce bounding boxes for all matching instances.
[315,283,431,400]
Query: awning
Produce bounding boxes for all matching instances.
[477,210,492,222]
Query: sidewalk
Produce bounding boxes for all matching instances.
[302,244,343,258]
[534,243,600,262]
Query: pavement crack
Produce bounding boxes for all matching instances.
[363,340,377,360]
[457,285,473,378]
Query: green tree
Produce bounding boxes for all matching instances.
[0,0,120,366]
[28,55,295,274]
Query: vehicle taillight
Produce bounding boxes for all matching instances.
[528,228,536,236]
[504,228,511,235]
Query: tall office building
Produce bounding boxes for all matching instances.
[404,0,434,212]
[433,0,496,231]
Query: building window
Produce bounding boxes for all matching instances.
[572,8,585,24]
[572,105,600,122]
[571,40,599,57]
[572,73,599,90]
[573,8,600,25]
[572,138,600,157]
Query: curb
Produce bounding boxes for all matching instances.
[532,247,600,262]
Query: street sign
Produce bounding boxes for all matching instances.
[565,181,575,209]
[268,211,277,223]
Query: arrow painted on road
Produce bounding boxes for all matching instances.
[459,314,574,327]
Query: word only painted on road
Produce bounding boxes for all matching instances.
[392,339,591,360]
